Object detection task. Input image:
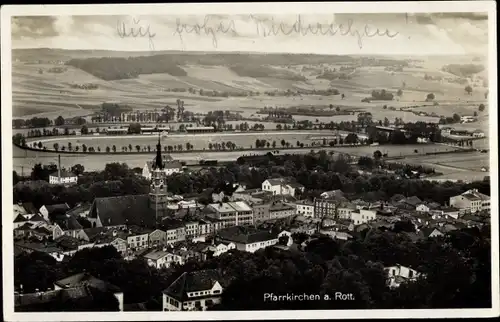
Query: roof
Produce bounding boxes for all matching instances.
[320,190,345,198]
[270,203,295,211]
[43,203,70,215]
[461,193,480,201]
[90,195,157,228]
[143,250,170,261]
[49,170,77,178]
[227,201,252,212]
[421,227,442,238]
[82,227,106,240]
[29,214,45,222]
[54,272,121,293]
[265,177,297,186]
[14,214,28,223]
[21,202,38,214]
[15,222,33,230]
[55,235,87,251]
[66,203,92,217]
[55,216,83,231]
[163,269,226,301]
[208,202,237,213]
[218,226,277,244]
[405,196,422,206]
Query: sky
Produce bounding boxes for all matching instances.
[11,13,489,55]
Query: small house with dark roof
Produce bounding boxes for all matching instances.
[49,170,78,185]
[13,214,29,229]
[162,269,228,311]
[39,203,70,222]
[54,272,123,311]
[404,196,423,208]
[217,226,278,253]
[52,215,85,240]
[421,227,444,239]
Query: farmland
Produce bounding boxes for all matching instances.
[12,49,489,127]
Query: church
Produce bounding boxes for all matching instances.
[87,136,173,229]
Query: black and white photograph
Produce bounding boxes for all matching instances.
[2,2,498,321]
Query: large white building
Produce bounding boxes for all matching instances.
[384,264,421,288]
[205,201,254,227]
[295,200,315,218]
[217,226,278,253]
[450,189,490,214]
[49,170,78,185]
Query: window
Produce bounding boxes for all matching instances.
[213,290,221,294]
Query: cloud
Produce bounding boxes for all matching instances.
[11,16,59,39]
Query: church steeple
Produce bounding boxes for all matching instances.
[154,132,163,170]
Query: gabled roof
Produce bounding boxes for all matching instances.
[163,269,226,301]
[55,216,83,231]
[21,202,38,214]
[14,214,28,223]
[90,195,157,228]
[43,203,70,215]
[15,222,33,230]
[218,226,277,244]
[143,250,169,261]
[82,227,105,240]
[54,272,121,293]
[29,214,45,222]
[405,196,422,207]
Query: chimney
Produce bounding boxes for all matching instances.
[57,154,61,182]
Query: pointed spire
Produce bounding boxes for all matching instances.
[154,132,163,170]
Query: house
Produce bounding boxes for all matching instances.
[126,226,152,251]
[404,196,423,209]
[54,272,123,311]
[13,202,39,218]
[161,219,187,244]
[252,202,271,223]
[162,269,227,311]
[450,189,490,213]
[384,264,421,288]
[261,178,304,197]
[431,207,461,220]
[350,209,377,225]
[39,203,70,222]
[205,201,254,227]
[142,160,182,180]
[49,170,78,185]
[416,203,430,213]
[84,228,128,256]
[277,230,293,247]
[269,202,296,220]
[217,226,279,253]
[15,241,65,261]
[337,202,357,219]
[54,235,94,256]
[66,202,92,218]
[149,229,167,247]
[143,250,171,269]
[320,229,353,241]
[421,227,444,239]
[13,214,29,229]
[203,241,236,257]
[52,216,85,240]
[295,200,315,217]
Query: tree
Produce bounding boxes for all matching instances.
[426,93,435,101]
[12,133,26,146]
[112,145,117,153]
[128,123,142,134]
[336,106,340,112]
[452,114,461,123]
[281,139,286,148]
[106,146,111,153]
[54,116,65,126]
[344,133,358,144]
[478,104,485,112]
[53,143,59,151]
[397,89,403,96]
[383,117,390,127]
[373,150,382,160]
[465,85,473,95]
[81,125,89,135]
[71,164,85,176]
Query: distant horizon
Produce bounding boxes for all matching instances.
[11,46,486,59]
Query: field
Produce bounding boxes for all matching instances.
[12,50,489,128]
[27,131,336,151]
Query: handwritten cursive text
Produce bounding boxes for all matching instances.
[173,15,237,48]
[117,18,156,51]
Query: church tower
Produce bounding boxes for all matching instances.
[149,133,169,220]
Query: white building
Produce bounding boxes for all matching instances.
[204,241,236,257]
[416,204,430,213]
[350,208,377,225]
[261,178,304,197]
[218,226,278,253]
[450,189,490,214]
[163,269,225,311]
[384,264,421,288]
[205,201,254,227]
[295,201,315,218]
[471,129,486,138]
[143,161,183,180]
[49,170,78,185]
[143,250,170,269]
